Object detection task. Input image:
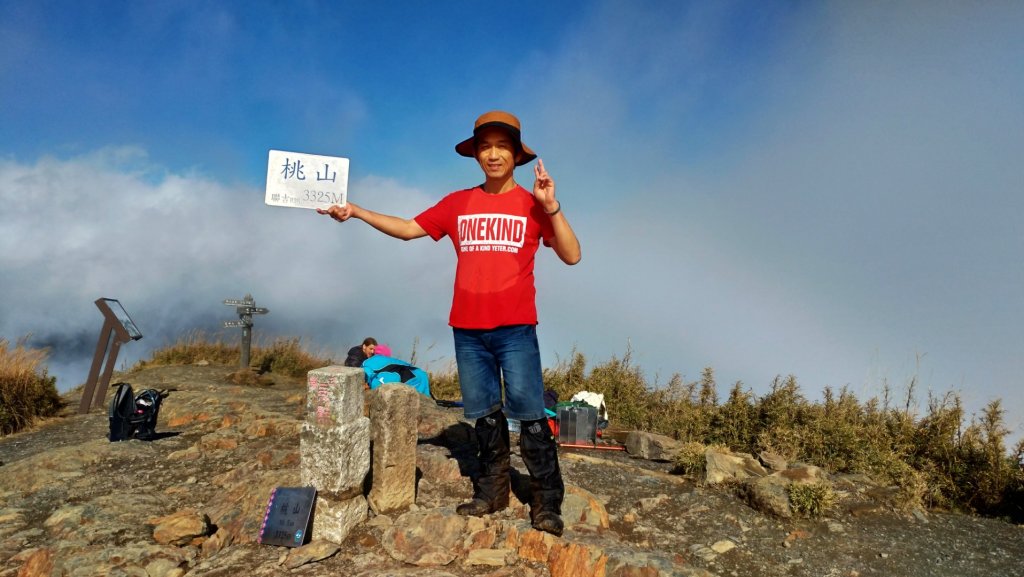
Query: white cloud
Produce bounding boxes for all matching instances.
[0,151,455,389]
[517,1,1024,438]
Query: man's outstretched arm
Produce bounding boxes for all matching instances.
[318,203,428,241]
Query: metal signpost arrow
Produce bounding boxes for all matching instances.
[222,294,269,368]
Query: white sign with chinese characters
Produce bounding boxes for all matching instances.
[265,149,349,210]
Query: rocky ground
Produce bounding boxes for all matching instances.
[1,364,1022,577]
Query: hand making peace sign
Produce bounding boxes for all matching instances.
[532,159,559,215]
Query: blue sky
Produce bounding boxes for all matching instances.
[2,1,1023,440]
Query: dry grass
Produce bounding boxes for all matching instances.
[0,337,64,435]
[427,359,461,402]
[138,330,240,366]
[133,331,333,378]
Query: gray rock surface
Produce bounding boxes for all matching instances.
[704,448,768,484]
[624,430,683,461]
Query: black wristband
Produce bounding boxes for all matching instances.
[546,202,561,216]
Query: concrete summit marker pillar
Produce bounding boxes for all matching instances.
[300,366,370,543]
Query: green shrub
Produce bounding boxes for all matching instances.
[542,347,588,401]
[672,441,709,477]
[809,387,873,472]
[644,374,698,441]
[958,400,1014,514]
[787,482,837,517]
[709,381,758,451]
[758,375,809,431]
[566,346,652,430]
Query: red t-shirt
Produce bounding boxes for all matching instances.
[414,185,554,329]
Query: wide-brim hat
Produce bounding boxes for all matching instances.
[455,110,537,166]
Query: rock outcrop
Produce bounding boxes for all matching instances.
[0,365,714,576]
[1,364,1021,577]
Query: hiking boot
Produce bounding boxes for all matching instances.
[531,510,564,536]
[519,418,565,536]
[456,497,506,516]
[457,411,511,516]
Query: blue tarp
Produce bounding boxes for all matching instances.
[361,355,431,398]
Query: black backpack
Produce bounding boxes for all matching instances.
[108,383,167,442]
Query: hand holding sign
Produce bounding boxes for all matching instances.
[265,150,349,210]
[316,203,357,222]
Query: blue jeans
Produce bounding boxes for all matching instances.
[453,324,546,421]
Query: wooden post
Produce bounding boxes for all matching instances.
[78,298,142,414]
[79,320,115,414]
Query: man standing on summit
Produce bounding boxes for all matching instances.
[318,111,581,535]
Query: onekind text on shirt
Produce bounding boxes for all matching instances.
[457,214,527,253]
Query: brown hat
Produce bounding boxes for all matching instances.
[455,111,537,166]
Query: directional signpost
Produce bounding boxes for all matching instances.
[223,294,269,368]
